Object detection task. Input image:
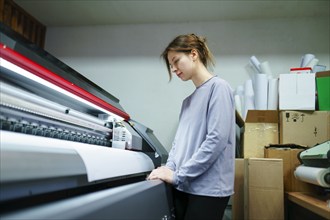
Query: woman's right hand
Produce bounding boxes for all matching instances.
[147,166,174,184]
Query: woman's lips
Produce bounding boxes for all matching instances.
[177,72,183,78]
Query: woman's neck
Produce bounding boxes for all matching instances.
[192,65,214,87]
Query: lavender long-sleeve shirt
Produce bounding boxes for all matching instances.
[166,76,235,197]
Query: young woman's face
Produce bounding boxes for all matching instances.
[167,51,195,81]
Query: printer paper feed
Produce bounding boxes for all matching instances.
[1,131,154,182]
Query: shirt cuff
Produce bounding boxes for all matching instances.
[165,162,175,171]
[172,171,180,187]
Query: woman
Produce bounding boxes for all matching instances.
[147,34,235,220]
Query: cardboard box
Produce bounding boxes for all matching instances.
[244,158,284,220]
[232,159,244,220]
[316,71,330,111]
[280,111,330,147]
[264,146,316,192]
[279,73,315,110]
[243,110,279,158]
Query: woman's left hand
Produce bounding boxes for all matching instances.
[147,166,174,184]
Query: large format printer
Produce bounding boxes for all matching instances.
[0,23,173,219]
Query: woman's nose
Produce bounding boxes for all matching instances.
[170,65,177,73]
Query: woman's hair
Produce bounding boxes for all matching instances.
[161,33,215,80]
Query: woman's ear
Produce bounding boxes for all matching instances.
[190,49,198,62]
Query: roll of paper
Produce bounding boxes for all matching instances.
[260,61,273,76]
[254,74,268,110]
[236,85,244,97]
[267,78,278,110]
[300,54,315,67]
[250,55,262,73]
[313,65,326,73]
[306,58,319,69]
[294,165,330,188]
[245,79,254,97]
[243,79,255,120]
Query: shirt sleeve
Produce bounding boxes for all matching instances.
[165,141,176,171]
[165,101,185,171]
[173,82,234,186]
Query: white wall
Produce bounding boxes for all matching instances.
[45,17,330,151]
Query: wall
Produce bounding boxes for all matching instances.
[45,17,330,151]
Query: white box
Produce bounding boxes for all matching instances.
[279,73,315,110]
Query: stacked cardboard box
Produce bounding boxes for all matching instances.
[244,158,284,220]
[243,110,279,158]
[279,73,316,110]
[236,110,329,219]
[242,110,330,157]
[233,158,284,220]
[264,145,316,192]
[279,110,330,147]
[233,159,244,220]
[236,71,329,219]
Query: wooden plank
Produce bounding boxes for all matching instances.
[287,192,330,219]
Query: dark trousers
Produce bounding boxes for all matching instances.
[173,189,230,220]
